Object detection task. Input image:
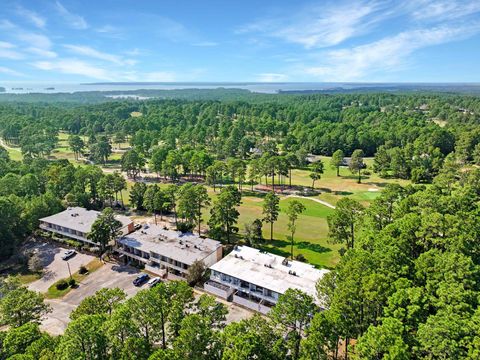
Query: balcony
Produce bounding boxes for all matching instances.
[232,292,273,315]
[116,247,149,263]
[40,224,91,244]
[204,280,235,299]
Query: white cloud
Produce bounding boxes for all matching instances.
[237,0,389,48]
[0,66,25,77]
[303,24,480,81]
[32,59,111,80]
[0,41,24,59]
[17,32,52,50]
[63,44,136,66]
[0,20,15,30]
[55,1,88,30]
[257,73,288,82]
[409,0,480,22]
[26,47,57,58]
[16,6,46,28]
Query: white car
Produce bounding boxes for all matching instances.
[61,250,76,260]
[147,277,162,288]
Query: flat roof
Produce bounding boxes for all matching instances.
[209,246,329,300]
[40,207,132,234]
[117,224,221,266]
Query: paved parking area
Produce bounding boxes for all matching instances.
[42,263,143,334]
[28,241,254,335]
[28,242,95,293]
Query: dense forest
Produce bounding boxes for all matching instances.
[1,90,480,358]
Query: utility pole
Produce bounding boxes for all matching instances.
[67,261,72,280]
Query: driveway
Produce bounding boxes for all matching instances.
[28,242,95,293]
[41,262,143,335]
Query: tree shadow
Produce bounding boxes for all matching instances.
[111,265,141,274]
[365,181,389,188]
[334,191,353,196]
[241,190,267,198]
[296,241,331,254]
[318,187,332,193]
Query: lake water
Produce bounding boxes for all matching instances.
[0,82,426,94]
[2,82,479,95]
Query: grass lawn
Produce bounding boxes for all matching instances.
[45,258,103,299]
[18,273,42,284]
[198,191,339,268]
[287,157,409,206]
[7,147,23,161]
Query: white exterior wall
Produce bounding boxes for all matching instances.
[202,249,221,268]
[210,270,280,303]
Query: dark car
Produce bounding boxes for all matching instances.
[61,250,76,260]
[133,273,150,286]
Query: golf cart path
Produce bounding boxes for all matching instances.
[285,194,336,209]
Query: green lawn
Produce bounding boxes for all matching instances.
[45,258,103,299]
[197,191,339,268]
[287,157,409,206]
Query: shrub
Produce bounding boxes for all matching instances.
[177,221,194,233]
[28,252,43,273]
[89,246,101,254]
[78,265,88,275]
[55,280,68,290]
[68,278,76,287]
[295,253,306,262]
[363,170,371,176]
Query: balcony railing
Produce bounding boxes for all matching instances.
[232,293,273,314]
[40,224,92,244]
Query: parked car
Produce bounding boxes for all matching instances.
[147,277,162,288]
[61,250,76,260]
[133,273,150,286]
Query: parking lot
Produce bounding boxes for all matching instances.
[28,242,95,293]
[42,263,143,334]
[27,241,253,334]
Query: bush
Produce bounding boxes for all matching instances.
[295,253,306,262]
[78,265,88,274]
[89,246,101,254]
[177,221,195,233]
[68,278,76,287]
[28,252,43,273]
[363,170,371,176]
[55,280,68,290]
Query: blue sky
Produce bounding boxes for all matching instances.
[1,0,480,82]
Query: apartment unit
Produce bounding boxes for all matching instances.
[206,245,329,314]
[115,224,222,277]
[39,207,134,245]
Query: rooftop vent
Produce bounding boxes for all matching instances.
[234,245,239,251]
[288,270,297,276]
[143,224,149,229]
[282,258,289,266]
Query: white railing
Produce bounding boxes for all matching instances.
[204,281,234,299]
[232,294,272,314]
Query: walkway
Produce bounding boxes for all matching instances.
[285,194,336,209]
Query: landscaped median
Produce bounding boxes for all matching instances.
[45,258,103,299]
